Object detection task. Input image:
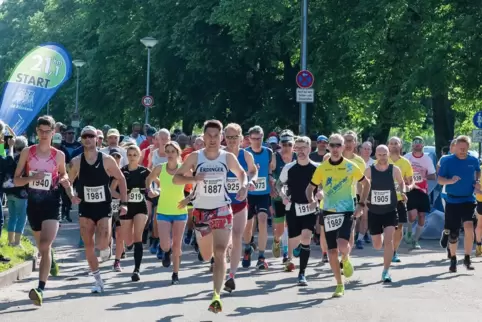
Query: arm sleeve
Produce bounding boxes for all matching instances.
[279,163,289,183]
[0,144,5,157]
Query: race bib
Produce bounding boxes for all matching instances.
[324,214,345,232]
[129,188,144,203]
[29,171,52,191]
[84,186,106,203]
[226,177,240,194]
[201,178,224,197]
[295,203,316,217]
[413,172,423,183]
[111,199,120,212]
[254,177,267,192]
[371,190,390,205]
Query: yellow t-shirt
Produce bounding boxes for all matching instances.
[311,158,364,212]
[323,153,365,196]
[388,156,413,201]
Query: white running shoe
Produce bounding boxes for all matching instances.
[91,280,104,293]
[100,247,112,262]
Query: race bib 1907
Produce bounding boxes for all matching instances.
[201,178,224,197]
[413,172,423,183]
[226,177,240,194]
[254,177,267,192]
[371,190,390,205]
[295,203,316,216]
[324,213,345,232]
[29,171,52,191]
[84,186,106,203]
[128,188,144,203]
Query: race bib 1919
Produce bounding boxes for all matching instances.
[84,186,106,203]
[226,177,240,194]
[128,188,144,203]
[324,213,345,232]
[295,203,316,216]
[413,172,423,183]
[371,190,390,205]
[201,178,224,197]
[29,171,52,191]
[254,177,267,192]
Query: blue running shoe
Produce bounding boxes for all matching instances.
[149,239,159,254]
[382,270,392,283]
[392,252,401,263]
[297,274,308,286]
[364,233,371,244]
[355,239,364,250]
[156,246,164,260]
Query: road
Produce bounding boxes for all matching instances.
[1,218,482,322]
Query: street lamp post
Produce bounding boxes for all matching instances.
[72,59,86,131]
[299,0,308,135]
[140,36,158,126]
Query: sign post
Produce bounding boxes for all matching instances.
[142,95,154,108]
[296,69,314,135]
[472,111,482,157]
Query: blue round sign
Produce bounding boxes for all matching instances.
[473,111,482,129]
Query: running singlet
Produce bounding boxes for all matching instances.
[122,165,151,204]
[404,152,436,194]
[311,157,364,212]
[76,152,112,208]
[157,163,186,215]
[26,145,60,203]
[151,149,168,168]
[273,152,296,202]
[192,149,230,210]
[226,149,249,204]
[324,153,365,196]
[246,146,272,195]
[387,156,413,201]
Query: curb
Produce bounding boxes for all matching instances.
[0,257,36,288]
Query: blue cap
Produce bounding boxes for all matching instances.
[317,135,328,142]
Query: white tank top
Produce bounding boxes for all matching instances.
[192,149,231,210]
[152,149,168,167]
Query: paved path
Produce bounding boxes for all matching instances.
[1,216,482,322]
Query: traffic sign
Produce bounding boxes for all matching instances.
[296,88,314,103]
[296,70,314,88]
[473,111,482,128]
[472,129,482,143]
[142,96,154,108]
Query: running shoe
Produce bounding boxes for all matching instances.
[131,271,140,282]
[50,256,60,277]
[126,244,134,251]
[364,233,371,244]
[464,256,474,270]
[121,251,126,259]
[172,273,179,285]
[272,239,281,258]
[113,260,122,272]
[293,244,301,258]
[256,257,269,270]
[382,270,392,283]
[224,277,236,293]
[411,240,421,250]
[29,288,43,306]
[284,260,295,272]
[100,247,112,262]
[297,274,308,286]
[392,252,401,263]
[156,247,164,260]
[322,253,329,263]
[241,246,253,268]
[198,251,204,262]
[184,230,193,245]
[91,280,104,293]
[475,245,482,257]
[440,230,449,248]
[282,254,289,264]
[208,295,223,314]
[149,239,159,254]
[342,257,354,278]
[355,239,364,249]
[162,249,172,268]
[332,284,344,298]
[449,257,457,273]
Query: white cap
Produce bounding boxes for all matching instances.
[80,125,97,136]
[52,133,62,144]
[267,136,278,144]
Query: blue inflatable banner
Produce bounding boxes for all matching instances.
[0,43,72,134]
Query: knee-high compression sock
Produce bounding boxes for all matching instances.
[134,242,143,272]
[299,244,311,275]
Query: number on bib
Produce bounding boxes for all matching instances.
[324,214,345,232]
[226,177,240,194]
[111,200,120,212]
[413,172,423,183]
[128,188,144,202]
[254,177,267,192]
[201,178,224,197]
[29,171,52,191]
[84,186,106,203]
[371,190,390,205]
[295,203,316,216]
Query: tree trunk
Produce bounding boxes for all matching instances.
[432,92,454,159]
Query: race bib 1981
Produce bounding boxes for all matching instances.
[226,177,240,194]
[29,171,52,191]
[201,178,224,197]
[371,190,390,205]
[413,172,423,183]
[128,188,144,203]
[84,186,106,203]
[295,203,316,216]
[254,177,267,192]
[324,213,345,232]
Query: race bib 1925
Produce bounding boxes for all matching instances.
[295,203,316,216]
[226,177,240,194]
[324,213,345,232]
[254,177,267,192]
[29,171,52,191]
[371,190,390,205]
[84,186,106,203]
[128,188,144,202]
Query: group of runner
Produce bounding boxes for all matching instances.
[13,115,482,314]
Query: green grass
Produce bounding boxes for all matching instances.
[0,228,36,273]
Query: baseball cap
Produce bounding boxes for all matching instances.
[109,148,122,157]
[146,127,157,137]
[279,129,295,143]
[65,126,75,133]
[268,131,278,138]
[80,126,97,136]
[267,136,278,144]
[96,130,104,138]
[317,135,328,143]
[107,128,120,137]
[412,136,424,144]
[52,133,62,144]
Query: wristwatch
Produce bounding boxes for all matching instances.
[120,201,128,206]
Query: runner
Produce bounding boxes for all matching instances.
[309,135,328,163]
[223,123,257,293]
[109,148,126,272]
[365,145,405,282]
[243,125,274,269]
[100,128,127,166]
[306,133,370,297]
[404,136,436,249]
[277,136,319,285]
[148,128,169,168]
[438,135,479,272]
[387,137,414,263]
[111,145,151,281]
[146,141,189,284]
[68,126,128,292]
[14,116,69,306]
[173,119,248,313]
[271,130,296,266]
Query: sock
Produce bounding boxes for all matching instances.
[281,230,288,255]
[314,232,320,239]
[133,242,143,271]
[406,222,413,234]
[382,268,389,274]
[229,272,234,279]
[357,232,364,242]
[299,244,310,275]
[464,254,470,261]
[258,250,265,259]
[92,269,102,283]
[414,225,423,241]
[38,280,46,291]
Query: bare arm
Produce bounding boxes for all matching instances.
[244,150,258,183]
[358,176,371,203]
[173,153,197,185]
[270,152,276,171]
[104,156,128,203]
[276,165,289,200]
[363,166,372,180]
[227,153,248,187]
[14,148,33,186]
[110,179,120,199]
[146,164,162,192]
[393,166,406,194]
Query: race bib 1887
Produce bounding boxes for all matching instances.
[84,186,106,203]
[201,178,224,197]
[324,213,345,232]
[29,171,52,191]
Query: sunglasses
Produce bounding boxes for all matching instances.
[282,143,293,147]
[317,140,327,143]
[413,139,423,144]
[127,154,138,157]
[81,134,96,139]
[329,143,342,148]
[250,137,262,141]
[226,135,239,140]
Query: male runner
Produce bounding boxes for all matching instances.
[387,137,414,262]
[100,128,128,167]
[278,136,319,285]
[306,133,370,297]
[173,119,247,313]
[14,115,68,306]
[243,125,274,269]
[404,136,436,249]
[438,135,479,272]
[365,145,405,282]
[68,126,128,292]
[309,135,328,163]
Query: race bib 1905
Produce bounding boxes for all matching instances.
[201,178,224,197]
[295,203,316,216]
[84,186,106,203]
[324,213,345,232]
[128,188,144,202]
[254,177,267,192]
[371,190,390,205]
[413,172,423,183]
[226,177,240,194]
[29,171,52,191]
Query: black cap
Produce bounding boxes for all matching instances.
[109,148,122,157]
[146,127,157,136]
[65,126,75,133]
